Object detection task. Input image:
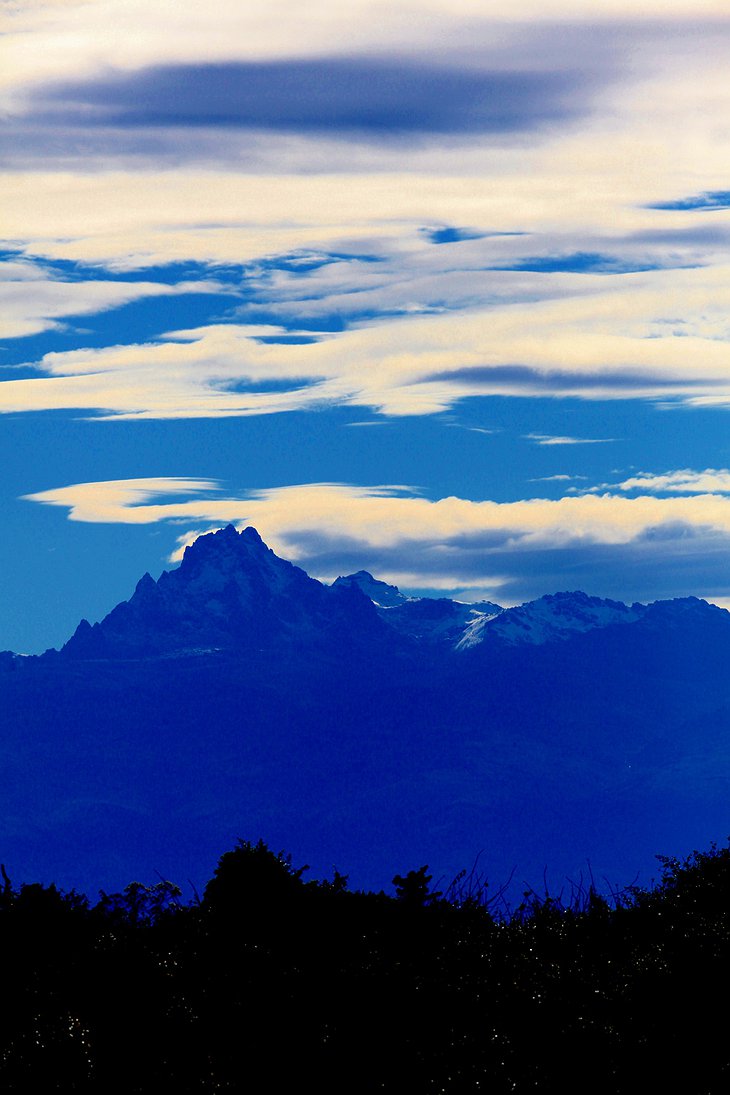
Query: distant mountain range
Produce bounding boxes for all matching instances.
[3,525,730,900]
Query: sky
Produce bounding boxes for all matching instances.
[3,1,730,653]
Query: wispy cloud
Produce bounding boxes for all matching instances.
[5,254,730,420]
[345,420,392,427]
[530,473,588,481]
[0,264,228,339]
[524,433,617,446]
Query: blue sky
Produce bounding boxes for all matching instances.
[3,1,730,652]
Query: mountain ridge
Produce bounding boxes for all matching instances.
[20,524,725,661]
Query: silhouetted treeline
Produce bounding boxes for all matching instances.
[2,838,730,1092]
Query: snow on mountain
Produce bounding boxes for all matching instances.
[332,570,503,645]
[382,597,503,646]
[461,590,646,648]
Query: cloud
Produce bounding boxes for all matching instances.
[24,477,224,522]
[4,4,729,109]
[2,14,730,426]
[0,260,229,338]
[345,421,392,428]
[27,60,592,140]
[5,14,730,179]
[530,474,588,482]
[615,469,730,494]
[0,158,725,274]
[24,476,730,604]
[525,433,616,446]
[6,255,730,419]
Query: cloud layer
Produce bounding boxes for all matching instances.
[5,256,730,418]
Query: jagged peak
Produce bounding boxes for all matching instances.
[332,570,406,608]
[179,525,277,572]
[183,524,250,554]
[135,572,156,593]
[239,525,264,544]
[535,590,631,609]
[641,595,727,624]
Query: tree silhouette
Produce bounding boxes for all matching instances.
[392,865,441,907]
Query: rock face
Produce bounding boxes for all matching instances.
[4,524,730,903]
[332,570,407,608]
[61,525,385,659]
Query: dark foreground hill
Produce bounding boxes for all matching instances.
[2,524,730,898]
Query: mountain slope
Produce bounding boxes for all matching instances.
[463,590,644,647]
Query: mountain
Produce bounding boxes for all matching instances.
[3,525,730,904]
[61,525,389,660]
[332,569,407,607]
[55,526,707,659]
[464,589,644,647]
[334,568,503,646]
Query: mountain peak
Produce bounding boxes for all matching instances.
[134,572,156,594]
[60,525,387,660]
[182,524,264,561]
[332,570,407,608]
[176,525,292,589]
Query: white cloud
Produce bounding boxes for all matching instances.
[529,474,587,481]
[525,434,616,446]
[5,257,730,419]
[2,164,726,272]
[0,268,228,339]
[616,469,730,493]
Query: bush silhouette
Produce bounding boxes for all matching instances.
[392,865,441,907]
[203,838,309,916]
